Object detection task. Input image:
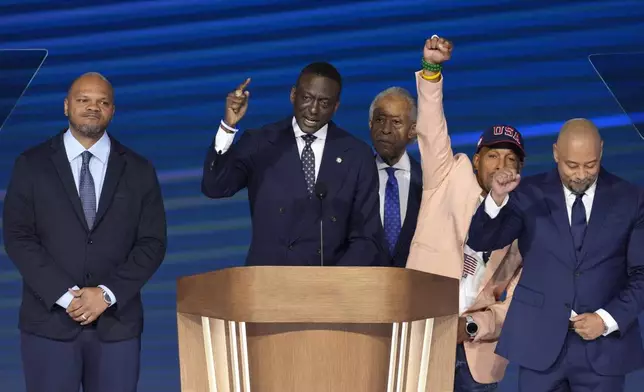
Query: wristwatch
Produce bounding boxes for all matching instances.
[101,288,112,306]
[465,315,478,337]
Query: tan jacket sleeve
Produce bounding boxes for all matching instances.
[414,72,453,190]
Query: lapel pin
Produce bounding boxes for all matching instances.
[336,157,342,163]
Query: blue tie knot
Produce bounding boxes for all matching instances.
[302,134,316,146]
[385,166,397,179]
[81,151,93,166]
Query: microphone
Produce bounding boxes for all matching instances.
[314,182,328,266]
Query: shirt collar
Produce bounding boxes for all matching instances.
[64,129,111,164]
[292,116,328,141]
[562,178,597,199]
[376,151,411,172]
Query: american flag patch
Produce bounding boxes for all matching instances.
[462,253,479,277]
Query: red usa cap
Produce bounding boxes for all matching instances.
[476,125,525,159]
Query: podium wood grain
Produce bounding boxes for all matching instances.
[176,266,459,392]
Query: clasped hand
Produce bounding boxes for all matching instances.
[66,287,108,326]
[571,313,606,341]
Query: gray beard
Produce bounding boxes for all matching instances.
[70,121,105,139]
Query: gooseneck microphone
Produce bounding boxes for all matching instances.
[314,182,328,266]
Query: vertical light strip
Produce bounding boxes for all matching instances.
[238,322,252,392]
[387,322,400,392]
[417,318,434,391]
[201,317,217,392]
[395,321,409,392]
[228,321,242,392]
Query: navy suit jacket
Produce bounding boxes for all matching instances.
[202,118,386,266]
[384,155,422,268]
[2,131,167,342]
[467,168,644,375]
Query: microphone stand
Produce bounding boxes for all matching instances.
[314,183,328,267]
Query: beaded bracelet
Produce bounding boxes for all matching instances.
[421,58,443,73]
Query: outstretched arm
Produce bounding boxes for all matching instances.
[415,36,455,190]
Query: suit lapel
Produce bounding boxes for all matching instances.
[291,122,351,243]
[579,171,610,262]
[267,122,314,242]
[50,132,89,231]
[543,170,577,266]
[93,138,127,229]
[267,120,310,199]
[393,156,422,259]
[315,122,351,200]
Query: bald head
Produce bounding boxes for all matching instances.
[67,72,113,99]
[553,118,603,194]
[556,118,602,148]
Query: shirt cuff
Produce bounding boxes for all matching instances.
[56,285,80,309]
[98,285,117,307]
[214,121,237,154]
[595,308,619,336]
[484,193,509,219]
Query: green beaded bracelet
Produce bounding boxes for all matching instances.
[421,58,443,72]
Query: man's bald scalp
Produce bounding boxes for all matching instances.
[556,118,602,146]
[67,72,113,98]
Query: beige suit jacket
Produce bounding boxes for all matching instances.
[406,72,523,384]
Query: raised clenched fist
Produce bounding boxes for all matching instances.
[423,35,453,65]
[224,78,251,128]
[490,168,521,205]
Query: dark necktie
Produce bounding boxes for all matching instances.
[384,167,401,255]
[80,151,97,229]
[300,134,316,195]
[570,193,587,254]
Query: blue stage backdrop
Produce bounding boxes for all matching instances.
[1,1,643,390]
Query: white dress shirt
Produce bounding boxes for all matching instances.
[376,152,411,226]
[460,196,488,315]
[55,129,117,309]
[483,180,618,336]
[214,117,328,181]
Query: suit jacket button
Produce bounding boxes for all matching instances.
[330,216,337,222]
[87,238,93,244]
[85,273,92,279]
[288,245,293,250]
[279,207,285,214]
[574,272,580,277]
[317,248,321,255]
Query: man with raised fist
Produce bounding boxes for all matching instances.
[201,62,385,267]
[405,35,525,391]
[467,119,644,390]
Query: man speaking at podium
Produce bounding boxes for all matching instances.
[202,63,384,266]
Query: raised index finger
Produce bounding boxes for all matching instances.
[237,78,251,91]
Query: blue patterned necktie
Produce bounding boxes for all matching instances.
[301,134,317,195]
[80,151,97,229]
[570,193,587,256]
[384,167,401,255]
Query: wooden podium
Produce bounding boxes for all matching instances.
[176,266,459,392]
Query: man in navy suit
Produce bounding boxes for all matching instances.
[202,62,385,266]
[467,118,644,391]
[3,73,167,392]
[369,87,422,267]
